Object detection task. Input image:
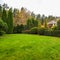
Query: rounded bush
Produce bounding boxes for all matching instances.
[0,18,8,35]
[0,31,5,36]
[30,27,38,34]
[38,27,47,35]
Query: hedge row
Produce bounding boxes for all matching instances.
[44,30,60,37]
[23,27,60,37]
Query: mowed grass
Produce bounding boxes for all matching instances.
[0,34,60,60]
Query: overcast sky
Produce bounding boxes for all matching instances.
[0,0,60,16]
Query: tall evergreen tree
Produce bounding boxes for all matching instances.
[38,20,41,28]
[31,18,35,27]
[36,14,41,20]
[57,20,60,30]
[31,12,35,18]
[0,5,2,18]
[44,18,47,28]
[27,19,32,30]
[31,18,38,27]
[34,20,38,27]
[41,14,45,25]
[2,8,7,22]
[7,8,13,33]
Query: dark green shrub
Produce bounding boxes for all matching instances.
[44,30,60,37]
[13,24,24,33]
[44,30,52,36]
[30,27,38,34]
[51,26,57,31]
[0,18,8,35]
[0,31,5,36]
[22,30,30,34]
[38,27,46,35]
[57,20,60,30]
[3,23,8,33]
[52,30,60,37]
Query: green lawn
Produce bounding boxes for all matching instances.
[0,34,60,60]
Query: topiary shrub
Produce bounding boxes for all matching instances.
[30,27,38,34]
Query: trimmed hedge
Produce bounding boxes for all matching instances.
[52,30,60,37]
[44,30,60,37]
[44,30,52,36]
[29,27,60,37]
[23,27,60,37]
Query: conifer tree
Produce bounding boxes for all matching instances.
[7,8,13,33]
[0,5,2,18]
[2,8,7,22]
